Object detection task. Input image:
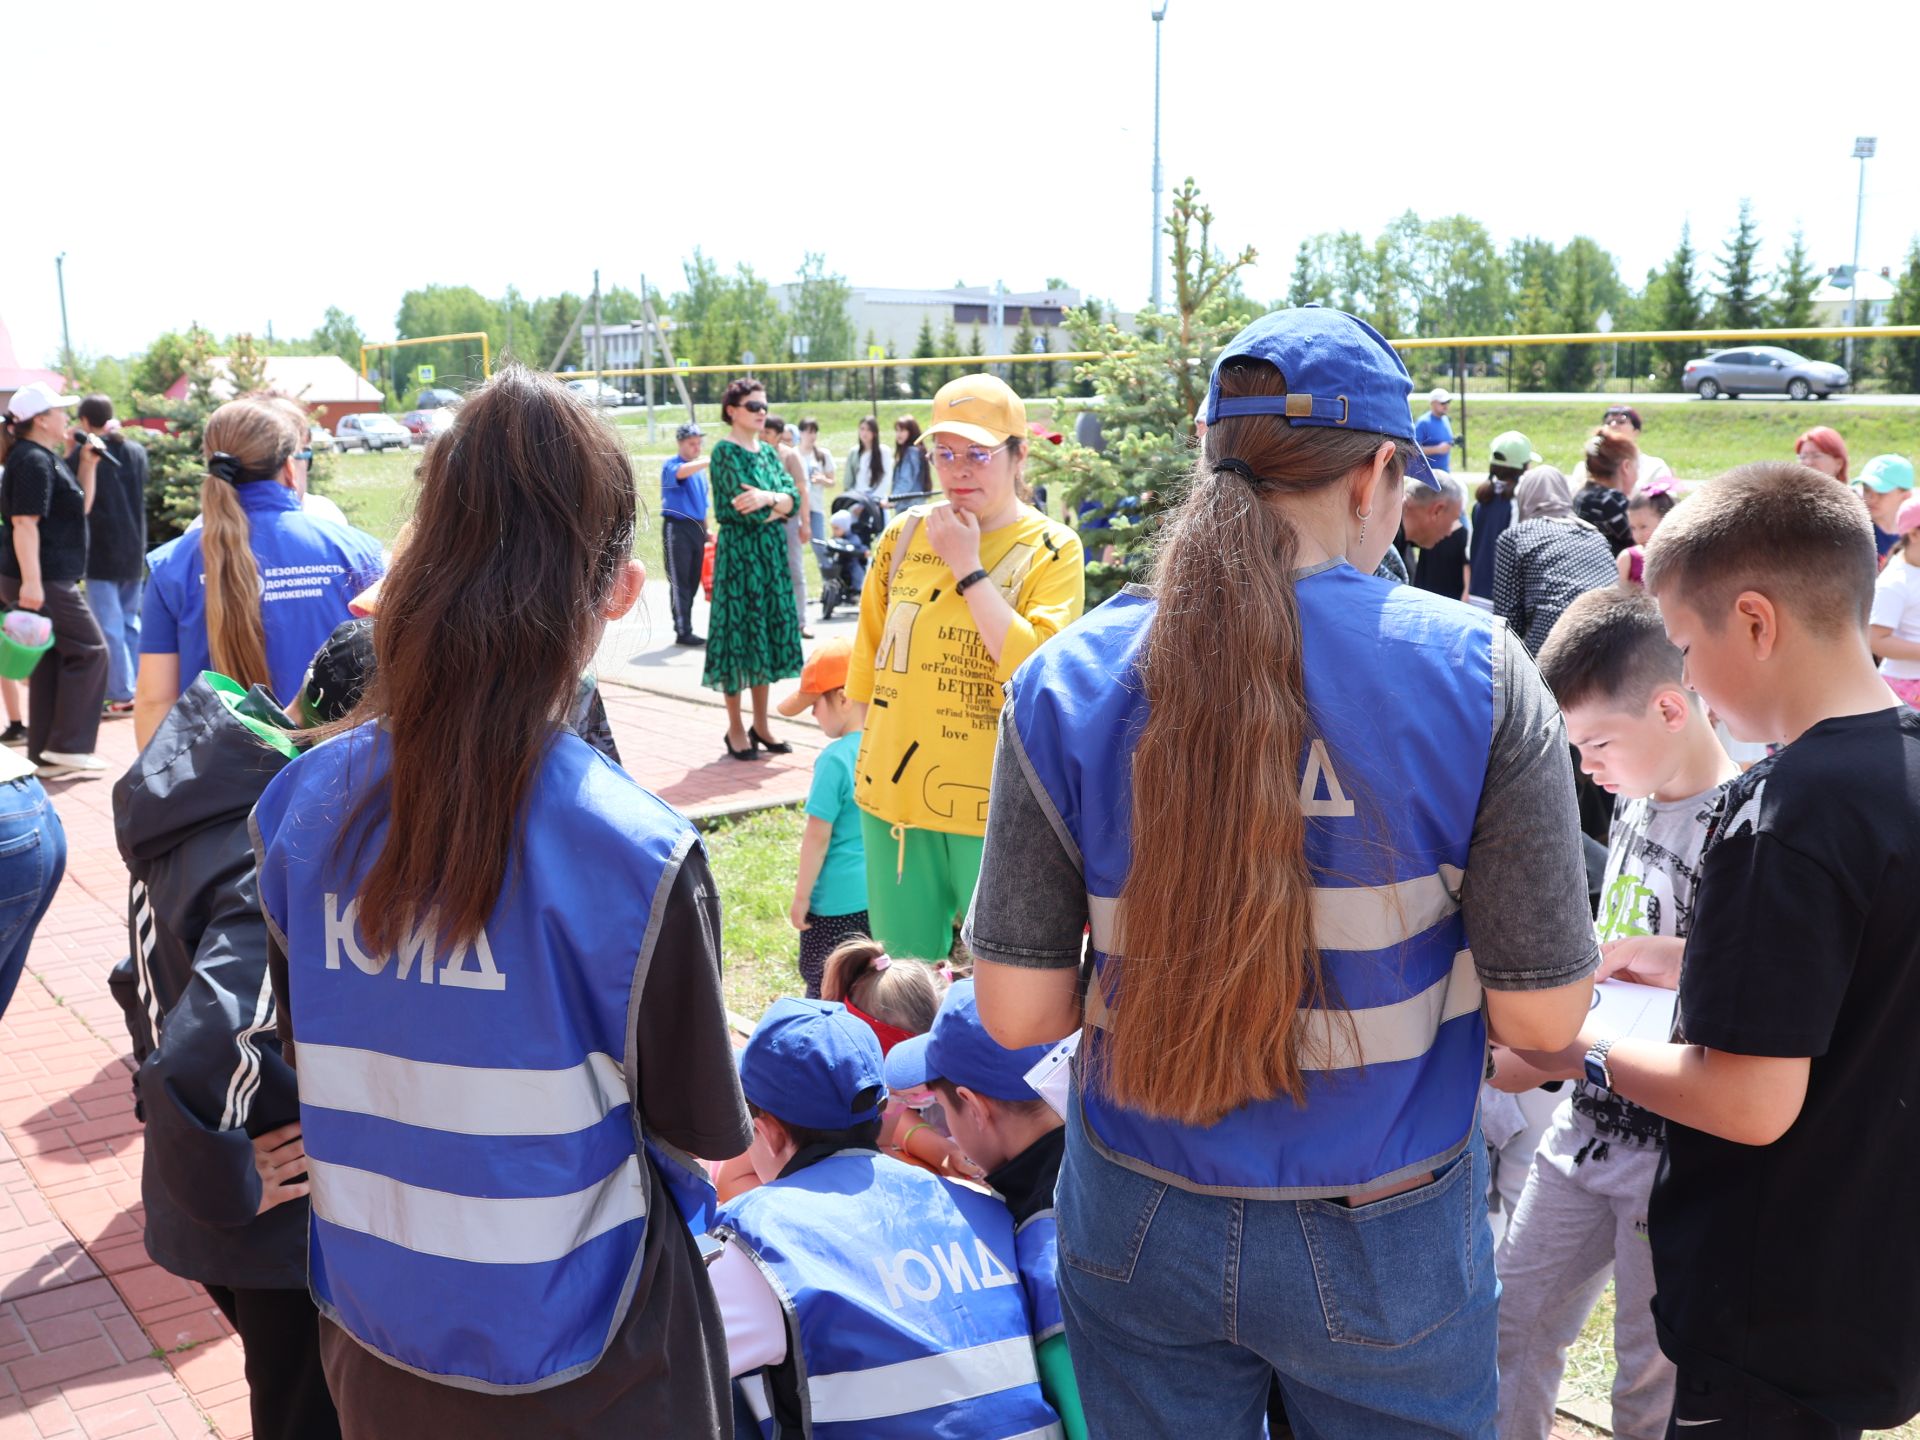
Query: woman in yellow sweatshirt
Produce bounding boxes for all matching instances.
[846,375,1085,960]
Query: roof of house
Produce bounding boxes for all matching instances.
[1812,271,1898,305]
[0,317,65,395]
[770,283,1081,311]
[164,354,385,404]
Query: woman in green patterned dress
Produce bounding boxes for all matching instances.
[704,377,805,757]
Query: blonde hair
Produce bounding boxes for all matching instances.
[822,937,944,1033]
[200,396,303,691]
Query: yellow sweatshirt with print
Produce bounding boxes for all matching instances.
[845,503,1085,836]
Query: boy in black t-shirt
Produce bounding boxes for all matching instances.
[1524,462,1920,1439]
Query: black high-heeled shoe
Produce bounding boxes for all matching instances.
[724,731,756,761]
[749,726,793,755]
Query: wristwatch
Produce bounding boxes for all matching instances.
[954,567,991,595]
[1583,1037,1618,1094]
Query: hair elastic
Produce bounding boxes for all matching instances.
[208,451,280,486]
[871,953,892,972]
[1213,457,1262,485]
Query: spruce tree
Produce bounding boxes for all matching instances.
[1769,228,1827,361]
[911,315,938,399]
[1651,225,1704,388]
[1712,200,1764,329]
[1884,239,1920,393]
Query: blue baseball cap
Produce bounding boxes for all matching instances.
[739,998,886,1131]
[883,981,1054,1104]
[1202,305,1434,487]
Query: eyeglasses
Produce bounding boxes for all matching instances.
[742,400,768,414]
[932,441,1011,468]
[293,448,314,464]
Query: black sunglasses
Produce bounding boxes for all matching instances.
[742,399,768,414]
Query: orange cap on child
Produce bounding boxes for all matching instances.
[777,636,854,716]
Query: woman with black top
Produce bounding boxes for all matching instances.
[0,382,108,776]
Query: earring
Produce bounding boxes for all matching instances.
[1356,505,1371,545]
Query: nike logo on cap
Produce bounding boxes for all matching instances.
[946,396,975,406]
[1673,1420,1722,1428]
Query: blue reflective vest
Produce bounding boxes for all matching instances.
[1008,565,1494,1196]
[717,1150,1061,1439]
[1014,1211,1062,1342]
[253,724,697,1391]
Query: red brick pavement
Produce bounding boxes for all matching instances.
[0,689,1595,1439]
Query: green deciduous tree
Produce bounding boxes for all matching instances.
[308,307,365,369]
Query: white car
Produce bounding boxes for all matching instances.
[334,413,413,452]
[565,378,624,408]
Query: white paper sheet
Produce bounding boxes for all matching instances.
[1587,978,1678,1045]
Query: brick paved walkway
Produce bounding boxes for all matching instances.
[0,677,1596,1438]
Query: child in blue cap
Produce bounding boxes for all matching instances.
[708,997,1060,1438]
[885,980,1084,1439]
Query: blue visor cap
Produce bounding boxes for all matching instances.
[739,998,887,1131]
[1203,305,1434,487]
[884,980,1055,1103]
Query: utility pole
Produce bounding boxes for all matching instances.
[1847,136,1876,372]
[640,272,656,443]
[1150,4,1169,311]
[54,253,72,379]
[591,269,604,385]
[991,280,1006,376]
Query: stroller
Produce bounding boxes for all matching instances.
[819,492,886,621]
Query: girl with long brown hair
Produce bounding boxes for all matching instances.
[968,308,1599,1436]
[253,367,749,1437]
[135,395,384,747]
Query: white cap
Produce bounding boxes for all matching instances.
[1428,388,1451,404]
[6,382,80,423]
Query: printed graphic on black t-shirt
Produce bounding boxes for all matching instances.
[1650,707,1920,1429]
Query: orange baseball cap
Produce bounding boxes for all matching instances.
[777,636,854,717]
[924,374,1026,448]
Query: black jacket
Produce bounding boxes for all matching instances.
[109,677,306,1289]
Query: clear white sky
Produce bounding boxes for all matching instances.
[4,0,1913,364]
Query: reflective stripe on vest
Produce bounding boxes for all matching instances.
[1015,1210,1063,1343]
[1008,568,1495,1197]
[254,724,693,1391]
[717,1150,1061,1439]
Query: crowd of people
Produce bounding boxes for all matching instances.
[0,302,1914,1440]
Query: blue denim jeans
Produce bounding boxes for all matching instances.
[1057,1100,1499,1439]
[0,778,65,1024]
[85,577,143,704]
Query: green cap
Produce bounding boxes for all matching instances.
[1489,431,1533,470]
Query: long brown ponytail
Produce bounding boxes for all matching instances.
[1103,359,1408,1125]
[201,397,302,691]
[340,366,635,953]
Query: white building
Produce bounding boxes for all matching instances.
[768,283,1113,359]
[577,321,673,372]
[1810,268,1898,327]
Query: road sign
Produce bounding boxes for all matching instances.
[415,364,435,384]
[867,344,886,362]
[1854,136,1877,159]
[790,335,812,357]
[676,358,690,371]
[741,350,757,367]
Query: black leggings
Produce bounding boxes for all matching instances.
[205,1285,342,1440]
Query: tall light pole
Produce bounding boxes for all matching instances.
[1848,136,1876,370]
[54,253,72,379]
[1150,3,1169,311]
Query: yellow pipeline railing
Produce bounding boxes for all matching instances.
[345,324,1920,390]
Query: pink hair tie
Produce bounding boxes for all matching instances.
[871,953,892,972]
[1639,475,1679,498]
[938,962,955,983]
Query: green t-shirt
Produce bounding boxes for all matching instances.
[806,731,868,917]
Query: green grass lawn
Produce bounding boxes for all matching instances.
[700,807,810,1019]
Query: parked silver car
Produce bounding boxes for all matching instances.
[1682,346,1850,401]
[334,413,414,452]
